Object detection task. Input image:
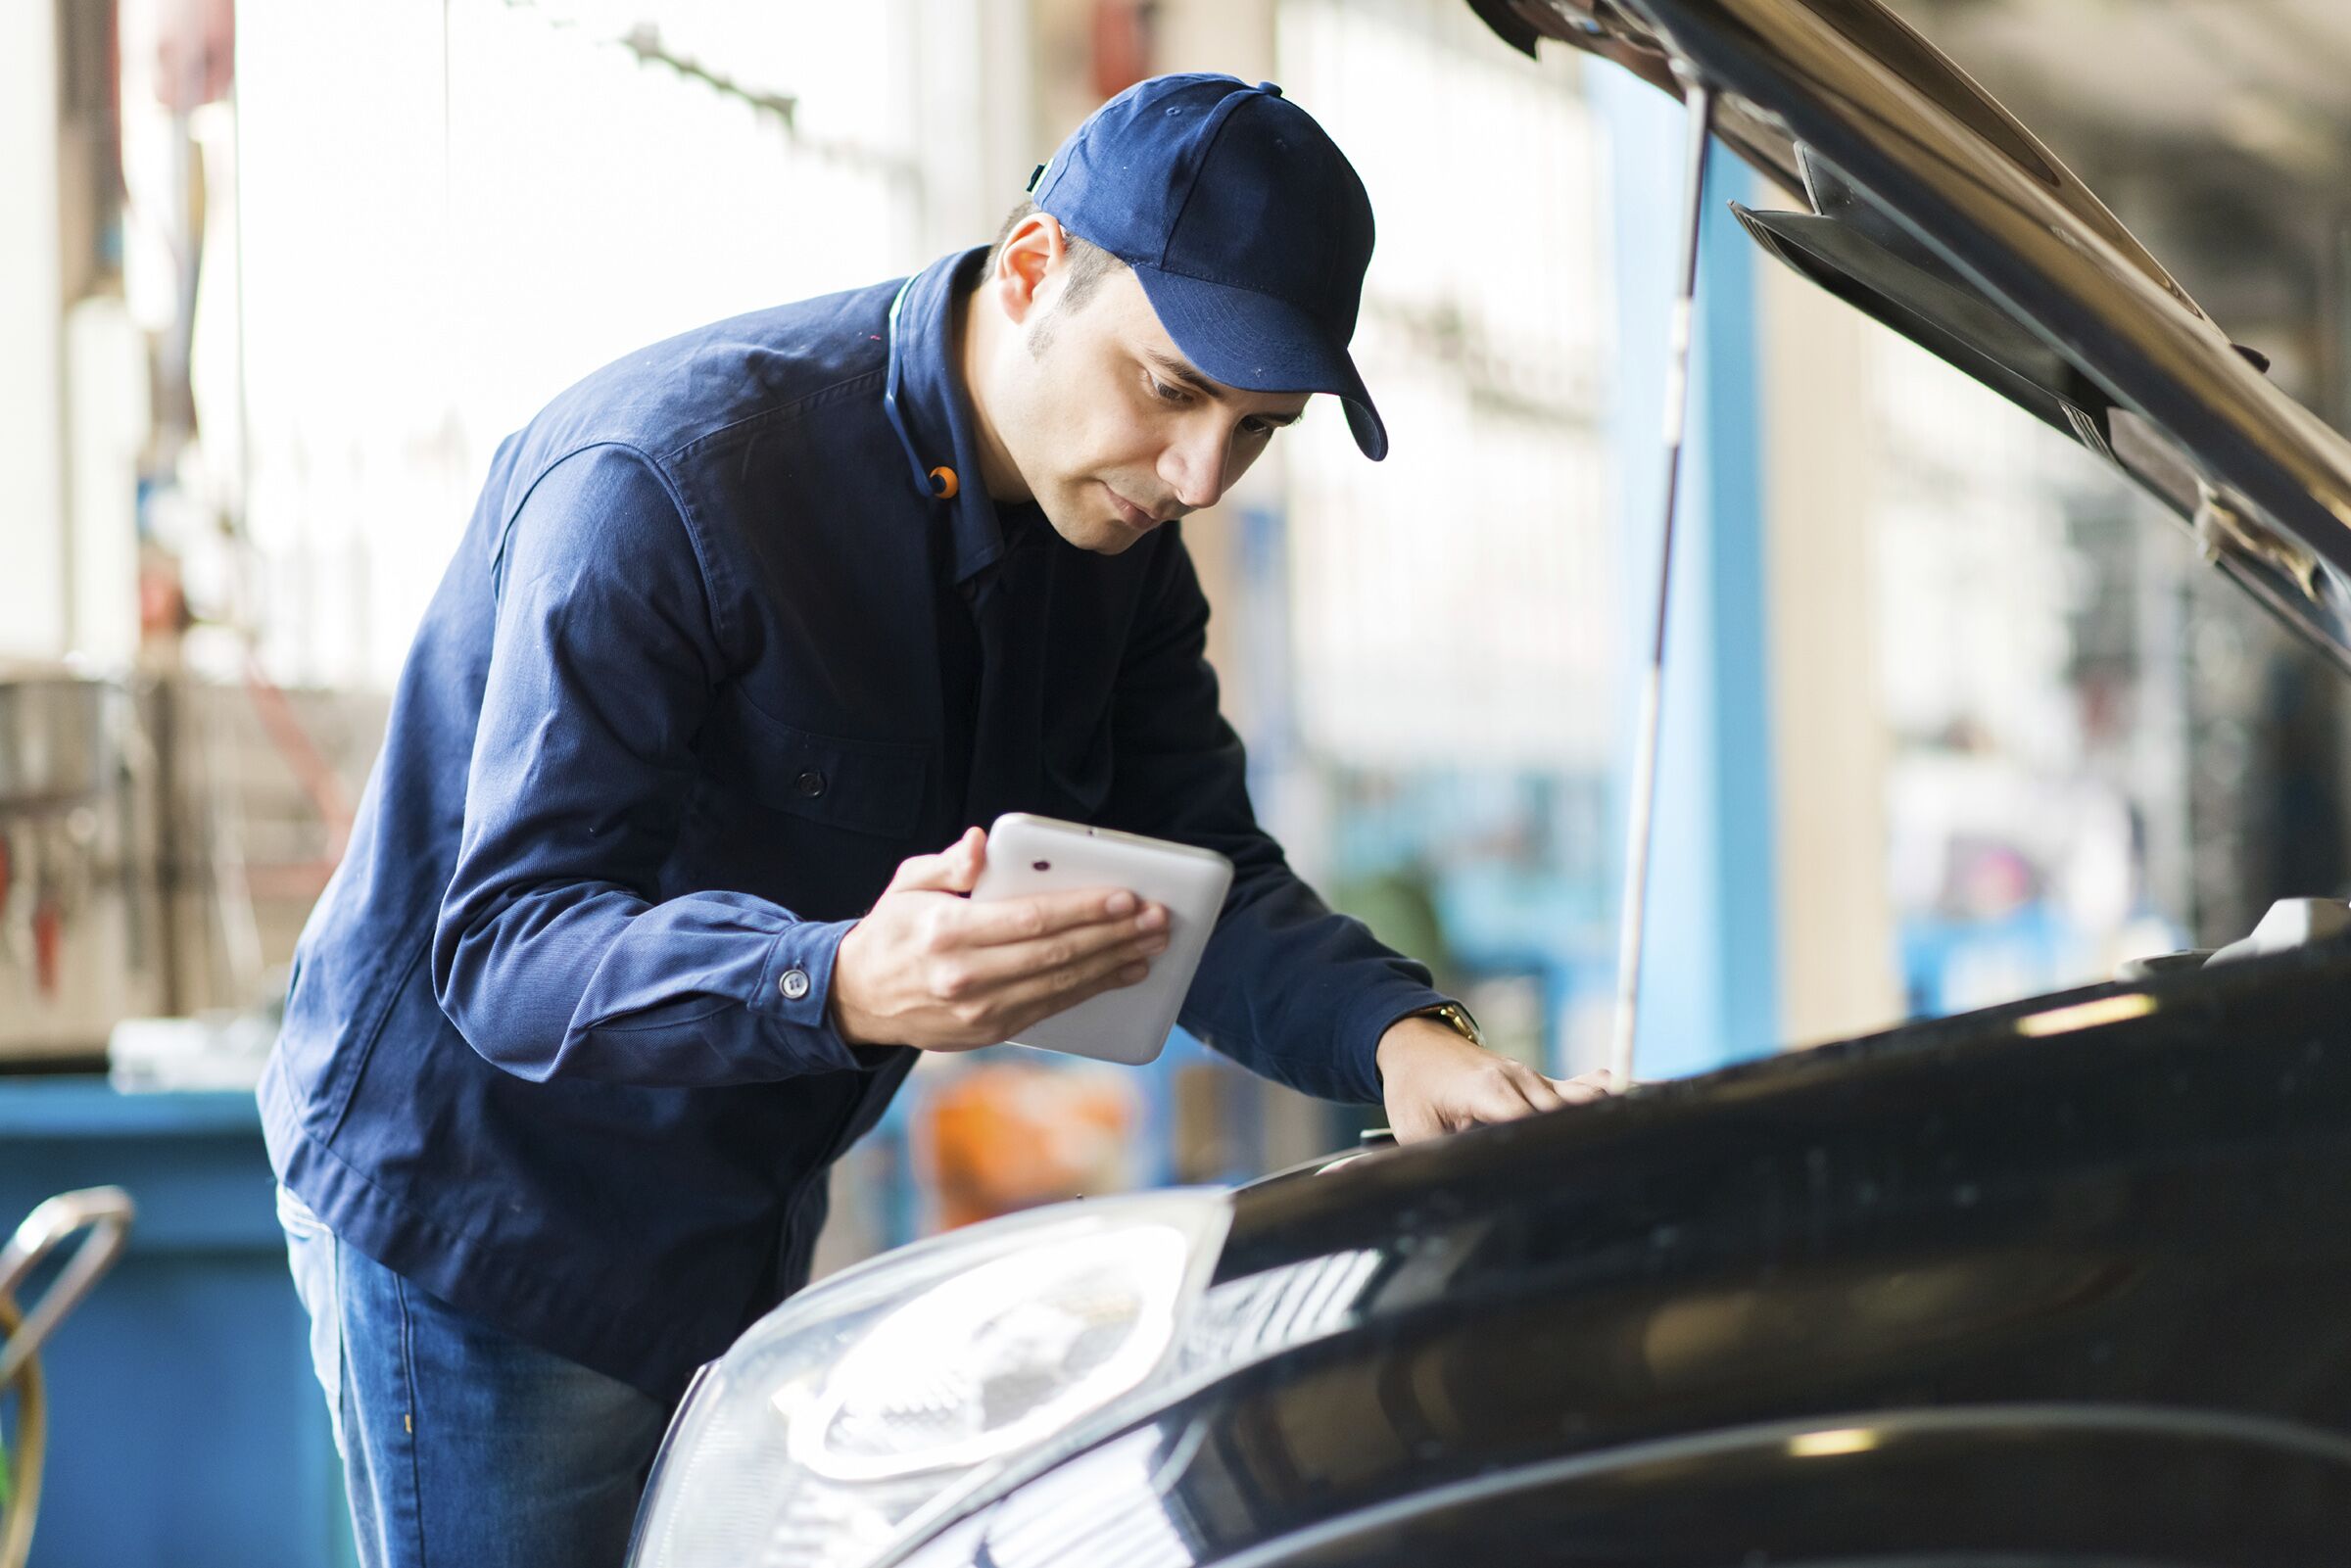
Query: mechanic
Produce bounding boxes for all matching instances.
[261,72,1615,1568]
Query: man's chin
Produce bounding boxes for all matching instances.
[1083,523,1148,555]
[1038,503,1147,555]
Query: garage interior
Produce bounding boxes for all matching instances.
[7,1,2351,1563]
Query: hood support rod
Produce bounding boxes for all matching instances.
[1610,80,1715,1089]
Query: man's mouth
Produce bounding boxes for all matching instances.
[1102,483,1168,532]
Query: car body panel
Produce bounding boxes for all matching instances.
[888,939,2351,1564]
[905,1407,2351,1566]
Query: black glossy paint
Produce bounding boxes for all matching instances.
[1208,1411,2351,1566]
[893,940,2351,1565]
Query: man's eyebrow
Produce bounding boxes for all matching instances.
[1144,351,1304,426]
[1144,350,1226,399]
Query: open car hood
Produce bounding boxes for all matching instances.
[1469,0,2351,672]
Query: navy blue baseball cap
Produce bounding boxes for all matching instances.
[1032,73,1387,460]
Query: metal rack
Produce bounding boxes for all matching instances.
[0,1186,134,1568]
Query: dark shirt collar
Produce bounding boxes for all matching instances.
[885,245,1020,586]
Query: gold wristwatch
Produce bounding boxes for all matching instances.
[1405,1000,1484,1047]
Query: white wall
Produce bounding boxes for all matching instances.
[0,0,69,661]
[1757,212,1902,1043]
[234,1,940,689]
[1276,0,1614,773]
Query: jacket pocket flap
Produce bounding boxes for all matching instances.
[706,703,930,838]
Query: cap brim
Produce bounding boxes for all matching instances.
[1129,263,1388,461]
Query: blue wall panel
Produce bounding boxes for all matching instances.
[1596,71,1783,1077]
[0,1081,349,1568]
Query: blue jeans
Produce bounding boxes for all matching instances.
[277,1186,673,1568]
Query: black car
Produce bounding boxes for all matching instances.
[625,3,2351,1564]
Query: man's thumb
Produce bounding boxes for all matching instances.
[889,827,987,894]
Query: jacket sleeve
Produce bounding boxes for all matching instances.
[1099,526,1447,1105]
[431,443,868,1087]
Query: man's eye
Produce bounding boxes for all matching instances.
[1149,376,1190,404]
[1240,417,1274,439]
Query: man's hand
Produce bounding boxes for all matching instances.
[1375,1016,1619,1143]
[831,828,1171,1051]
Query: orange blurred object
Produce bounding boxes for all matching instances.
[922,1061,1136,1230]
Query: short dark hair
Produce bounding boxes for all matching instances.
[987,200,1125,316]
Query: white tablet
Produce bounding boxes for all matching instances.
[967,812,1234,1065]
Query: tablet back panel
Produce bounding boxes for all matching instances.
[969,814,1234,1065]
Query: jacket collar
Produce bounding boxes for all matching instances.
[885,245,1011,585]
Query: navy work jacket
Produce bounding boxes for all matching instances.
[260,247,1445,1402]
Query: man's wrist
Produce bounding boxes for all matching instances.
[1375,1009,1487,1087]
[826,920,874,1046]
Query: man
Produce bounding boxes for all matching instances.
[263,72,1612,1568]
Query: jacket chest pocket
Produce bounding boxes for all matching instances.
[704,701,932,839]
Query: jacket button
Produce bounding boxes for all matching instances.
[793,770,827,798]
[779,968,811,1001]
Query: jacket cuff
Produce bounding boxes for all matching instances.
[750,918,872,1074]
[1336,982,1454,1106]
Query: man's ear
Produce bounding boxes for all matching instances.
[991,213,1069,327]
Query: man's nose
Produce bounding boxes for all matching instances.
[1159,428,1231,512]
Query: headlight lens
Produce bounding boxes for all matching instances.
[795,1223,1192,1482]
[626,1191,1230,1568]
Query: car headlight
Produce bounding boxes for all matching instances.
[626,1190,1231,1568]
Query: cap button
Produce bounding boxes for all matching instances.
[1256,80,1283,98]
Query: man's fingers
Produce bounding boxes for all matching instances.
[884,852,957,895]
[944,917,1168,990]
[1549,1069,1621,1105]
[983,943,1157,1033]
[955,887,1161,947]
[1517,1069,1569,1115]
[1457,1067,1545,1130]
